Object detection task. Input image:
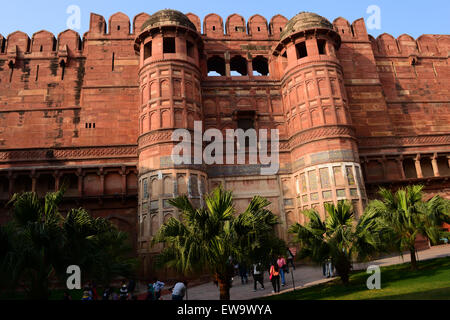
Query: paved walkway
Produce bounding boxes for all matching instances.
[150,245,450,300]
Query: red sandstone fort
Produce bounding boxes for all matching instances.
[0,10,449,269]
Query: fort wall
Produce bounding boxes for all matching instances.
[0,11,449,262]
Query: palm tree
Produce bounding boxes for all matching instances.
[289,200,385,284]
[366,185,450,270]
[6,191,66,299]
[152,187,285,300]
[1,189,137,299]
[62,208,137,287]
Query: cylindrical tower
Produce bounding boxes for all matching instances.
[134,10,207,268]
[273,12,367,223]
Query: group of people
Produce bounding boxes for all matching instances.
[145,278,166,300]
[233,248,297,295]
[268,254,293,293]
[76,280,137,301]
[74,277,185,301]
[146,278,187,301]
[73,248,298,300]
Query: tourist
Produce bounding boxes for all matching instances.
[277,255,287,286]
[153,277,165,300]
[127,279,136,297]
[91,282,98,300]
[325,259,334,278]
[269,261,280,293]
[102,287,112,301]
[239,262,248,285]
[146,282,155,301]
[119,281,129,300]
[171,280,187,301]
[81,287,93,301]
[252,262,265,292]
[233,261,239,278]
[287,248,296,270]
[85,282,93,298]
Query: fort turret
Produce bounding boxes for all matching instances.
[134,10,207,266]
[272,12,367,221]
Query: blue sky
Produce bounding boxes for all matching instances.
[0,0,448,39]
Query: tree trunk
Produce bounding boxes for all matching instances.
[334,258,351,285]
[217,277,231,300]
[410,248,417,270]
[335,267,350,285]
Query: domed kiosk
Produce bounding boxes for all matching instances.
[140,9,197,31]
[275,12,341,53]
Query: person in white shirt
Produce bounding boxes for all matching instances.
[153,277,165,300]
[171,281,187,301]
[252,263,265,292]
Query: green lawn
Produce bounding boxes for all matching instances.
[263,257,450,300]
[1,288,86,300]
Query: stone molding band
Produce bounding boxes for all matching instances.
[0,145,138,163]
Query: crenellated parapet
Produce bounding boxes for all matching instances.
[370,32,449,57]
[1,12,448,59]
[332,17,369,41]
[0,29,83,59]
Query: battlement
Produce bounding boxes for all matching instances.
[369,32,450,57]
[87,12,290,39]
[0,29,83,58]
[1,12,448,59]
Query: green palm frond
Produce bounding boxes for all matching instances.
[153,187,285,281]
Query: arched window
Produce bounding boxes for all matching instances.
[163,37,175,53]
[207,55,226,76]
[230,55,247,76]
[252,56,269,76]
[144,41,152,59]
[317,39,326,55]
[296,42,308,59]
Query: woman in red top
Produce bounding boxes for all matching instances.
[269,261,280,293]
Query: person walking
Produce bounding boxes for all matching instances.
[269,261,280,293]
[287,248,296,270]
[171,280,187,301]
[239,262,248,285]
[277,255,287,286]
[153,277,165,300]
[252,262,265,292]
[119,281,129,300]
[91,282,98,300]
[325,258,334,278]
[81,286,93,301]
[127,279,136,300]
[146,282,155,301]
[102,287,112,301]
